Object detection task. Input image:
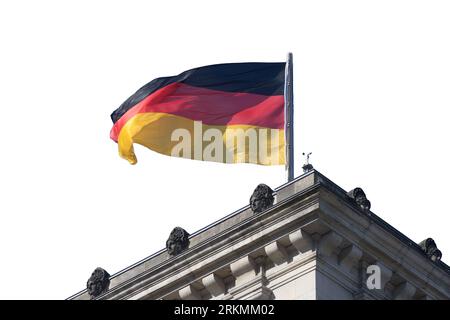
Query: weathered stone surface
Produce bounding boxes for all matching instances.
[339,245,363,271]
[265,241,288,265]
[166,227,190,256]
[250,184,274,214]
[289,229,313,253]
[179,285,201,300]
[202,273,226,297]
[419,238,442,262]
[394,282,416,300]
[347,187,371,212]
[87,267,110,299]
[319,231,343,256]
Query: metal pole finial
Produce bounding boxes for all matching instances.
[302,152,312,164]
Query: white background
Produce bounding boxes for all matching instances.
[0,0,449,299]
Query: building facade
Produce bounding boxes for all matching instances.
[69,170,450,300]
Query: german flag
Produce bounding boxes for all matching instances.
[110,62,286,165]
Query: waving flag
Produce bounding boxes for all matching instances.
[110,62,286,165]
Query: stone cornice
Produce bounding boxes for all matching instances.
[99,186,322,300]
[317,189,449,299]
[68,170,449,300]
[315,173,450,275]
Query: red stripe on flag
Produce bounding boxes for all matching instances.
[110,82,284,142]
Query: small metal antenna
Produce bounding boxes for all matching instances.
[302,152,312,164]
[302,152,314,173]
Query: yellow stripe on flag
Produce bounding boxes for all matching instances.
[117,112,285,165]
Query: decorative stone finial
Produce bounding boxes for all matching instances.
[347,188,371,212]
[250,184,274,214]
[166,227,190,256]
[86,267,110,299]
[302,152,314,173]
[419,238,442,262]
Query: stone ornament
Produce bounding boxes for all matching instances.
[86,267,110,299]
[347,187,371,212]
[250,184,274,214]
[166,227,190,256]
[302,163,314,173]
[419,238,442,262]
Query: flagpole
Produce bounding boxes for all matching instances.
[285,52,294,182]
